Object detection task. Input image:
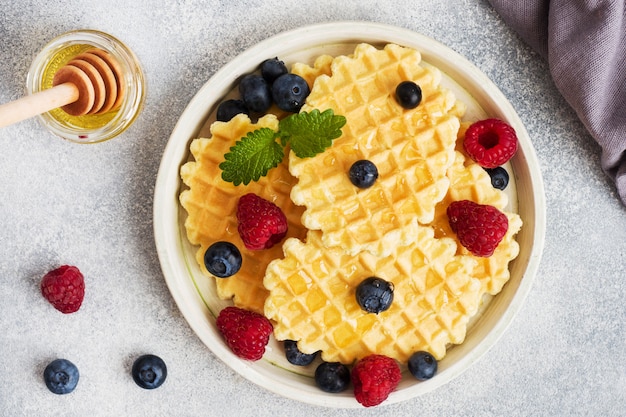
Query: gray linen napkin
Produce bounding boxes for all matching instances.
[488,0,626,206]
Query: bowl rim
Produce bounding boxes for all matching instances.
[153,21,546,408]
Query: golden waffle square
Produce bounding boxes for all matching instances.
[431,150,522,295]
[289,43,465,256]
[264,227,482,364]
[179,113,308,314]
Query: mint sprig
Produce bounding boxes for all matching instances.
[219,128,285,185]
[220,109,346,185]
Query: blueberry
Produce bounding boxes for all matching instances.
[132,354,167,390]
[204,241,242,278]
[485,166,509,190]
[355,277,394,314]
[349,160,379,188]
[395,81,422,109]
[284,340,317,366]
[314,362,350,393]
[239,74,272,113]
[271,73,310,113]
[408,351,438,381]
[43,359,79,395]
[261,57,288,83]
[216,99,249,122]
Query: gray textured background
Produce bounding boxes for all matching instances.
[0,1,625,416]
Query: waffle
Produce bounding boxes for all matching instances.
[432,148,522,295]
[291,53,333,87]
[264,227,482,363]
[289,43,466,256]
[179,113,307,314]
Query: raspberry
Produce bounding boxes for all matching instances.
[463,118,518,168]
[216,306,273,361]
[236,193,288,250]
[40,265,85,314]
[351,354,401,407]
[447,200,509,257]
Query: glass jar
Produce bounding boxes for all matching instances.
[26,29,146,143]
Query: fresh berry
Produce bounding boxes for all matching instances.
[314,362,351,393]
[204,241,242,278]
[40,265,85,314]
[261,57,288,83]
[463,118,518,168]
[239,74,272,113]
[216,99,249,122]
[284,340,317,366]
[236,193,288,250]
[447,200,509,257]
[271,73,310,112]
[351,354,401,407]
[395,81,422,109]
[485,166,510,190]
[43,359,79,394]
[355,277,394,314]
[408,351,438,381]
[216,306,273,361]
[132,354,167,389]
[349,160,378,189]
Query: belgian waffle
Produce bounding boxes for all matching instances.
[264,227,481,363]
[289,43,465,256]
[432,149,522,295]
[291,53,333,87]
[179,113,307,314]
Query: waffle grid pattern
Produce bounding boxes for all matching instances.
[180,114,307,314]
[431,151,522,295]
[264,227,482,363]
[289,43,464,256]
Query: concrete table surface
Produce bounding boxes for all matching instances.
[0,1,624,416]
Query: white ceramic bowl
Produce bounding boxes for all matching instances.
[153,21,546,408]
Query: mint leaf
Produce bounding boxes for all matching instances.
[278,109,347,158]
[219,109,346,185]
[219,127,285,185]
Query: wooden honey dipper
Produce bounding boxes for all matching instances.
[0,48,125,128]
